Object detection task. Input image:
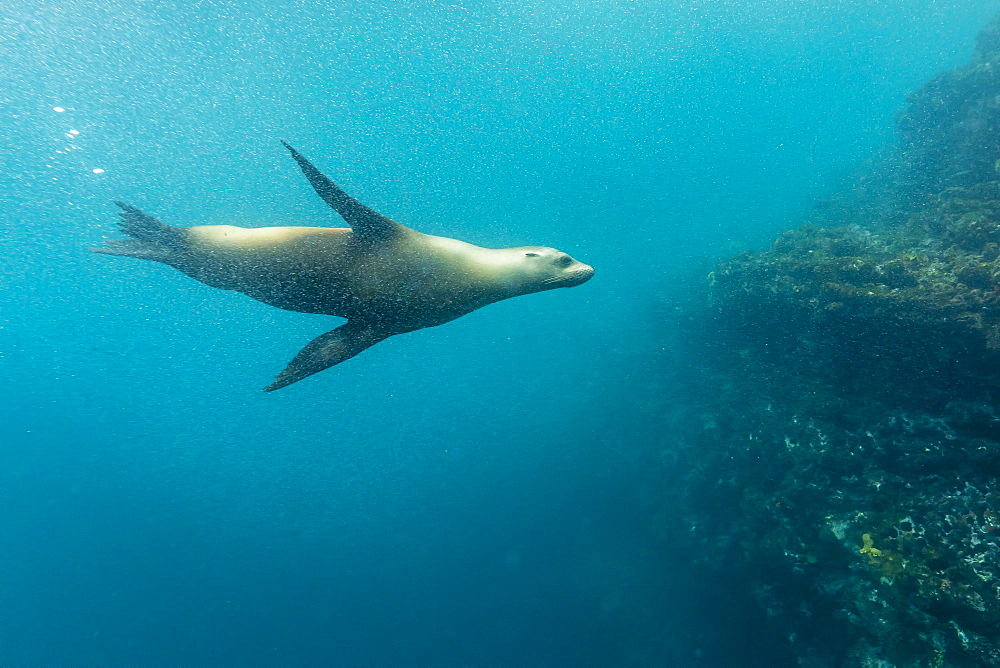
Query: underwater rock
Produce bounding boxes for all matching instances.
[897,17,1000,199]
[709,212,1000,411]
[656,14,1000,667]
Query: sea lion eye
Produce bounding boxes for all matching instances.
[556,255,573,267]
[525,252,540,257]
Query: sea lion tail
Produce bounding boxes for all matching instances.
[91,202,186,261]
[264,321,389,391]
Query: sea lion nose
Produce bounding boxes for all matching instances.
[567,263,594,286]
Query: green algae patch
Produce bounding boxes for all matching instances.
[859,533,905,579]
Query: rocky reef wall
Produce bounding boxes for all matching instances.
[660,15,1000,667]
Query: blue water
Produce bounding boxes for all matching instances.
[3,1,1000,664]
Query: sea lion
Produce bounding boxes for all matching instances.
[93,142,594,391]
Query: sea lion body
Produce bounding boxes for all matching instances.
[171,224,549,329]
[93,143,593,391]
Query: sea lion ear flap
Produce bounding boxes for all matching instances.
[281,141,403,242]
[263,321,389,392]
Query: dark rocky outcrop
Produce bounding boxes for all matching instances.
[658,15,1000,667]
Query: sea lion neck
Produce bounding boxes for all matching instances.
[407,232,520,297]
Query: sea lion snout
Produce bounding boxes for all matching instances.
[562,263,595,287]
[516,247,594,288]
[551,252,594,287]
[525,247,594,291]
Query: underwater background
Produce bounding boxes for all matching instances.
[5,1,1000,665]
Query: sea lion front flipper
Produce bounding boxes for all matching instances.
[281,141,403,242]
[263,321,388,392]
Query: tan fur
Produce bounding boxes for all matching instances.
[173,224,549,329]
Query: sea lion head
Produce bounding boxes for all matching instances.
[500,245,594,296]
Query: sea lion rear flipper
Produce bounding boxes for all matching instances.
[263,321,388,392]
[280,141,403,242]
[90,202,185,261]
